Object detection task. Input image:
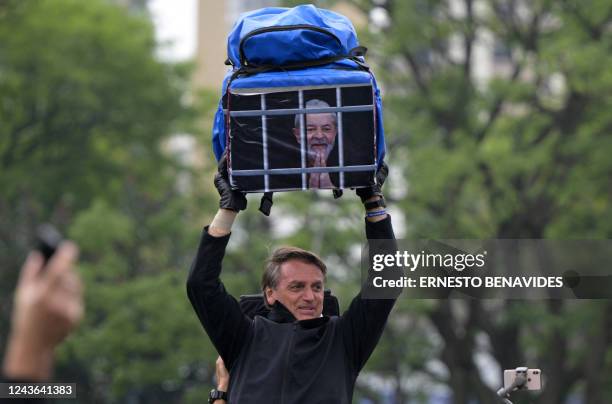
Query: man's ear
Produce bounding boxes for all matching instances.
[292,128,301,143]
[265,287,276,306]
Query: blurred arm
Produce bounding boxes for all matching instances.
[3,243,83,381]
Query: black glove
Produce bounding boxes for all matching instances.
[214,155,247,211]
[356,161,389,203]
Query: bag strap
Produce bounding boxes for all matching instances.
[259,192,274,216]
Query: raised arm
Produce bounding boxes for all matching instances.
[342,163,402,371]
[186,156,250,370]
[3,242,83,382]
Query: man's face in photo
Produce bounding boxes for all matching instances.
[265,259,325,321]
[293,112,337,165]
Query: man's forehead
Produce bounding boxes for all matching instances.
[279,259,325,282]
[306,113,335,126]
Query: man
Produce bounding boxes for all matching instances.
[292,99,337,189]
[187,158,397,403]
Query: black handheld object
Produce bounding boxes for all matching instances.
[35,224,63,264]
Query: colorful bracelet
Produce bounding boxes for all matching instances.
[366,209,387,218]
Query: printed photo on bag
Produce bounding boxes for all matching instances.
[226,85,376,192]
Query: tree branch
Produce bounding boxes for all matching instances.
[401,49,430,96]
[474,59,523,143]
[463,0,475,78]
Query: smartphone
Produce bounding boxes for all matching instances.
[504,368,542,390]
[35,224,63,265]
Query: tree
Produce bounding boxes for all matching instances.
[0,0,213,402]
[333,0,612,402]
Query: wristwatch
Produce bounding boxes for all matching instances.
[208,389,227,403]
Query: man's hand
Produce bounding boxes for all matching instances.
[214,154,247,212]
[3,242,83,380]
[311,150,327,168]
[215,356,230,392]
[356,161,389,203]
[307,150,334,188]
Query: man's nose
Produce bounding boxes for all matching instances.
[311,128,326,138]
[302,288,314,301]
[311,135,327,146]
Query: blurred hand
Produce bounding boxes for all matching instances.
[215,356,230,391]
[356,161,389,202]
[318,153,329,174]
[214,154,247,212]
[3,242,83,380]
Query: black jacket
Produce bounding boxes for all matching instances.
[186,216,397,404]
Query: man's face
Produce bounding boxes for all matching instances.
[265,259,324,321]
[293,113,337,164]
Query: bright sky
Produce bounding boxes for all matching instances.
[148,0,197,61]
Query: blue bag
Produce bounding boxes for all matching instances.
[212,5,385,194]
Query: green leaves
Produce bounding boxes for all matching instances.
[0,1,206,401]
[336,0,612,400]
[0,0,182,213]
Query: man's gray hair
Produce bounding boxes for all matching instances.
[294,99,337,129]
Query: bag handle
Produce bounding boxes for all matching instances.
[238,24,344,68]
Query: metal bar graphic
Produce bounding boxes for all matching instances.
[261,94,269,192]
[229,105,373,117]
[299,90,306,190]
[230,82,371,95]
[232,164,377,176]
[336,87,345,188]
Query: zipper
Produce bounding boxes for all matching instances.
[279,323,297,404]
[239,24,342,67]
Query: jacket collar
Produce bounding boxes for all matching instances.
[267,301,329,328]
[267,301,296,323]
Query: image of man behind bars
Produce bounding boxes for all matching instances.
[293,99,338,188]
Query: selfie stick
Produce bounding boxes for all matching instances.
[496,366,528,404]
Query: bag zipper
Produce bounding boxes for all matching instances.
[239,24,343,67]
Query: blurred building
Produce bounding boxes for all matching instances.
[193,0,279,90]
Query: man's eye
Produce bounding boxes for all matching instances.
[313,285,322,292]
